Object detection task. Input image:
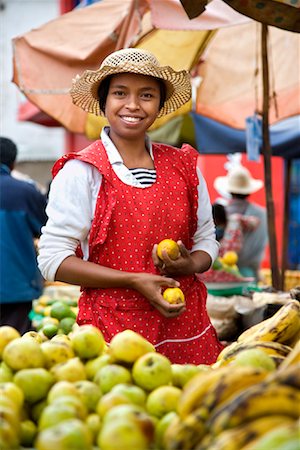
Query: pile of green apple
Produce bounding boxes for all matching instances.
[0,325,210,450]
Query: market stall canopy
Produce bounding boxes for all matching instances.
[180,0,300,32]
[12,0,249,134]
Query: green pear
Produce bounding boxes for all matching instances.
[111,383,147,407]
[0,325,20,359]
[74,380,102,412]
[0,362,13,382]
[132,352,172,391]
[3,337,45,370]
[70,325,105,359]
[97,364,132,394]
[85,354,113,381]
[34,418,93,450]
[13,368,55,404]
[41,340,75,368]
[146,385,181,418]
[50,357,87,382]
[109,329,155,364]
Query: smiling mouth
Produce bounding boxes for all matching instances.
[120,116,143,123]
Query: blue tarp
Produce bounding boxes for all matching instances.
[191,113,300,160]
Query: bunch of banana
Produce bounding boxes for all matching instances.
[279,337,300,370]
[194,415,295,450]
[267,361,300,389]
[207,381,300,436]
[216,340,292,366]
[177,365,269,419]
[241,419,300,450]
[237,300,300,345]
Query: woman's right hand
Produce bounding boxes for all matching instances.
[130,273,186,318]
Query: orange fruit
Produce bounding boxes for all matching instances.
[157,239,180,261]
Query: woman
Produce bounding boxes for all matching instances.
[38,48,223,364]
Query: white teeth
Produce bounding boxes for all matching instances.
[122,116,141,123]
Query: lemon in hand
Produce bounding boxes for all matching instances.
[163,288,185,305]
[157,239,180,261]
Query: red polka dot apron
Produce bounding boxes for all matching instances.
[53,141,223,364]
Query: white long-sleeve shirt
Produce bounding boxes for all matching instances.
[38,128,219,281]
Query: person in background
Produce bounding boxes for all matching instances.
[212,203,227,242]
[214,166,268,281]
[0,137,48,334]
[38,48,223,364]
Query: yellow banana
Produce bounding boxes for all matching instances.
[237,317,273,343]
[195,415,295,450]
[177,366,231,419]
[278,339,300,370]
[207,382,300,436]
[216,340,292,364]
[236,300,300,345]
[240,420,300,450]
[200,366,268,413]
[163,406,208,450]
[268,362,300,389]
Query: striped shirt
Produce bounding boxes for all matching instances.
[129,168,156,186]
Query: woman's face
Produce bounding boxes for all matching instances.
[104,73,161,141]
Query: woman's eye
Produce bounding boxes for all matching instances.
[142,93,153,99]
[112,90,125,96]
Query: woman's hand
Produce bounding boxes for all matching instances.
[152,241,212,276]
[130,272,186,318]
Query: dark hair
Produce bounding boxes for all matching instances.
[230,192,249,200]
[0,137,17,168]
[97,74,167,114]
[212,203,227,227]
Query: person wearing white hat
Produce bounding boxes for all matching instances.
[38,48,223,364]
[214,166,268,281]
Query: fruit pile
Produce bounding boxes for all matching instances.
[31,293,79,338]
[198,251,249,283]
[0,300,299,450]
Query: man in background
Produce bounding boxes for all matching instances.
[0,137,48,334]
[214,165,268,282]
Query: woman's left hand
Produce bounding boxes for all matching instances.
[152,240,196,277]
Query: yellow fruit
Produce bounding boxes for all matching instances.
[0,326,20,358]
[157,239,180,260]
[163,288,185,304]
[222,251,238,266]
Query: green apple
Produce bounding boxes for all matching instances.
[50,357,87,382]
[132,352,172,391]
[171,363,203,388]
[30,399,48,423]
[96,364,132,394]
[47,380,78,403]
[20,419,37,447]
[41,340,75,368]
[34,418,93,450]
[50,395,88,420]
[38,402,79,430]
[96,391,131,418]
[3,337,45,370]
[101,404,155,446]
[0,326,20,359]
[154,411,178,448]
[85,413,101,445]
[85,354,113,381]
[111,383,147,407]
[109,330,155,364]
[74,380,102,412]
[0,361,13,382]
[0,382,24,410]
[98,418,150,450]
[0,418,20,450]
[70,325,105,359]
[13,368,55,404]
[146,385,181,418]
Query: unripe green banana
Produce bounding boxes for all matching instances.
[241,419,300,450]
[207,382,300,435]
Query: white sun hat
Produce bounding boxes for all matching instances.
[214,166,264,195]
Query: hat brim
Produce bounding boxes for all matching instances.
[70,62,191,118]
[214,176,263,195]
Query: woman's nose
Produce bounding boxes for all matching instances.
[125,95,140,110]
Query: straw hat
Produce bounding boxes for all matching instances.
[70,48,191,118]
[214,166,263,195]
